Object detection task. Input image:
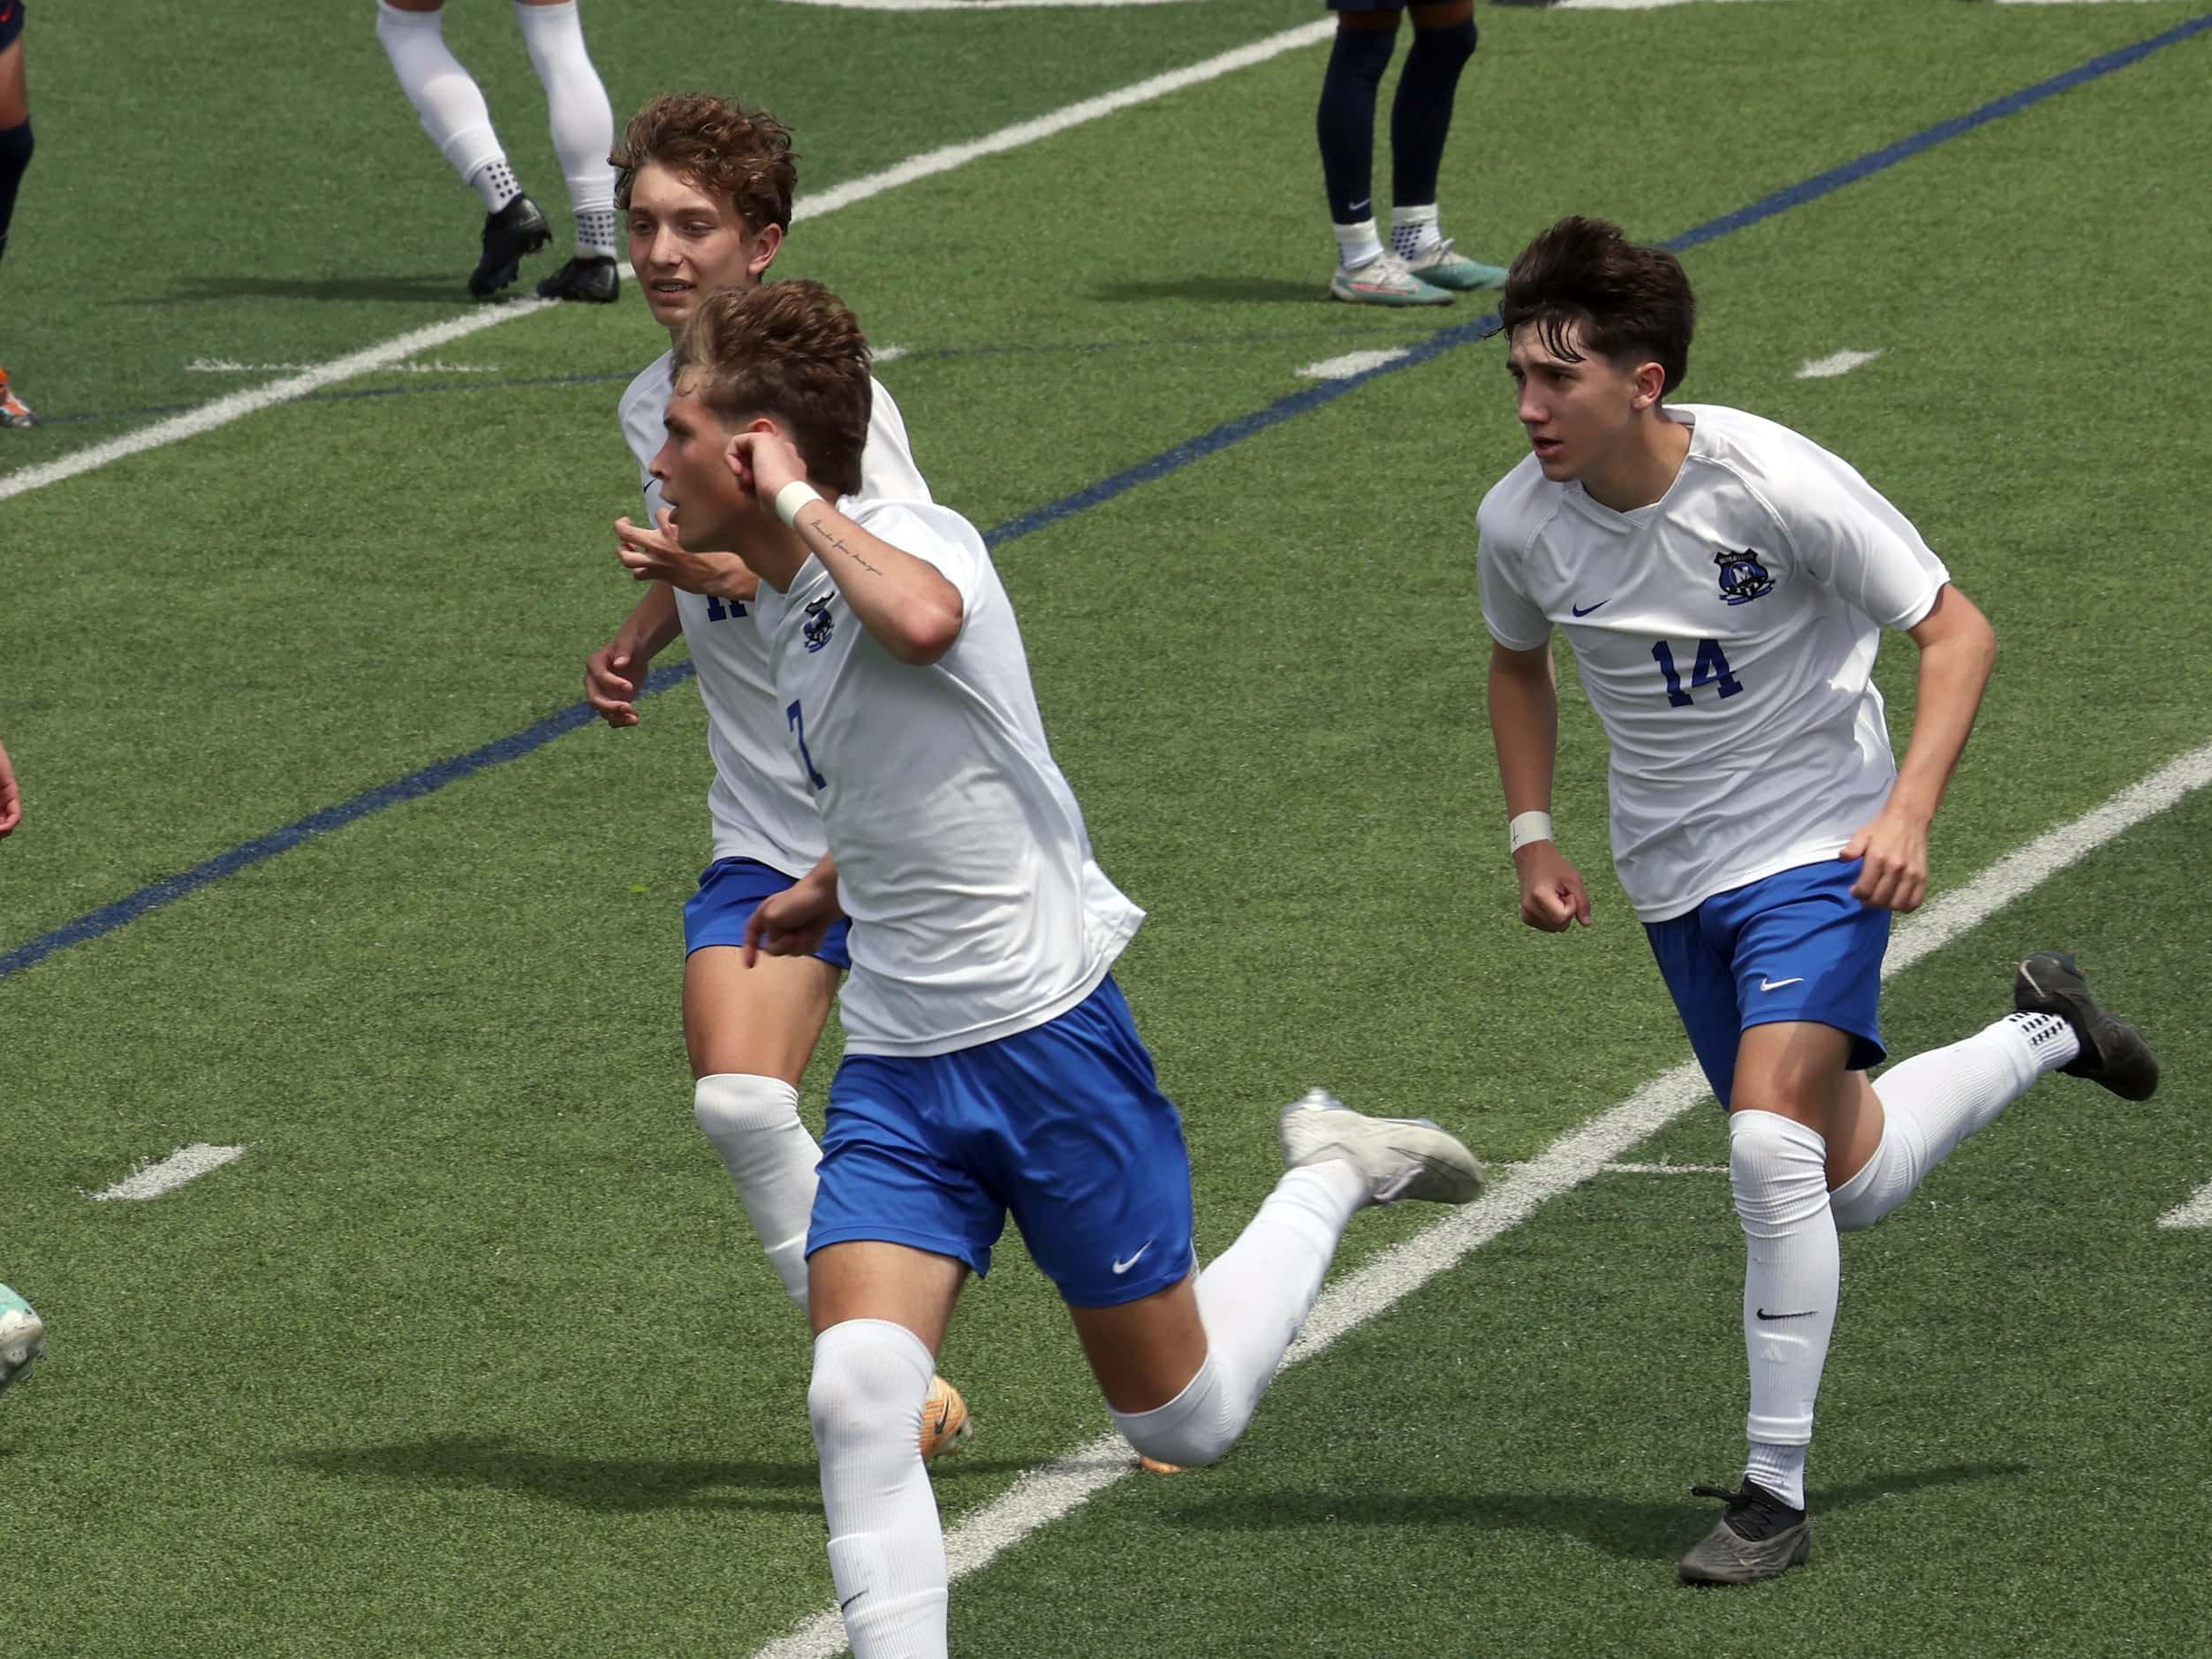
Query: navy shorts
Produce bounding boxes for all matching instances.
[1327,0,1403,12]
[809,974,1197,1308]
[0,1,23,55]
[681,856,851,970]
[1645,859,1890,1110]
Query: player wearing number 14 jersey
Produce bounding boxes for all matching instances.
[1477,216,2159,1586]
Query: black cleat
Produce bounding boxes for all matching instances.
[535,254,620,303]
[2014,951,2159,1101]
[1678,1481,1811,1585]
[469,193,552,298]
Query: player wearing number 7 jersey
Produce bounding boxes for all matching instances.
[1475,216,2159,1586]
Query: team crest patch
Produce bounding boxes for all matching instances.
[1715,548,1775,605]
[802,595,837,652]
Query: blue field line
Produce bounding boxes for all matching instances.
[4,13,2205,985]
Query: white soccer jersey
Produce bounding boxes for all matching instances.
[618,349,933,875]
[1477,404,1951,923]
[750,498,1145,1057]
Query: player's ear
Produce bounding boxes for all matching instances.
[747,221,784,281]
[1631,359,1666,412]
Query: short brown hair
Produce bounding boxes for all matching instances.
[672,281,872,498]
[1498,216,1696,395]
[610,94,798,233]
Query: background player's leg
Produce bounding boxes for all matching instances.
[374,0,549,295]
[0,30,37,429]
[684,945,839,1308]
[808,1242,968,1659]
[1388,0,1504,292]
[511,0,620,300]
[1315,8,1443,306]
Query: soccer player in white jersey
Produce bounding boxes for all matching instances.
[1476,216,2159,1585]
[627,279,1483,1658]
[582,95,966,1456]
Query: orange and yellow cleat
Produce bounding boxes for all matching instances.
[920,1373,972,1460]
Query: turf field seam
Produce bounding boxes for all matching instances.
[5,12,2204,983]
[749,737,2212,1659]
[0,21,1334,502]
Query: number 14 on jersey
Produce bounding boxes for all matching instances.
[1652,639,1744,707]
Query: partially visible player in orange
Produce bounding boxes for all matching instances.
[0,727,20,839]
[0,0,38,427]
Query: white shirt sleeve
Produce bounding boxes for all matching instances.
[847,501,988,611]
[1773,447,1951,631]
[859,377,932,504]
[1476,501,1551,651]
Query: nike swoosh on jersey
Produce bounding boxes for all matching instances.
[1760,977,1806,992]
[1111,1241,1154,1275]
[1570,600,1610,617]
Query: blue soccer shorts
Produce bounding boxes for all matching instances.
[1644,858,1890,1110]
[808,974,1197,1308]
[682,856,852,971]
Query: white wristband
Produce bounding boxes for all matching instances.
[1508,810,1555,856]
[774,480,822,526]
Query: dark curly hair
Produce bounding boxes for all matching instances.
[610,94,799,233]
[671,281,872,499]
[1498,216,1696,395]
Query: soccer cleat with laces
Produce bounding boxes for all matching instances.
[1328,253,1453,307]
[0,367,37,428]
[1678,1481,1811,1585]
[2013,951,2159,1101]
[536,254,620,303]
[920,1373,972,1459]
[0,1285,44,1399]
[1399,237,1510,292]
[1277,1088,1482,1205]
[469,193,552,299]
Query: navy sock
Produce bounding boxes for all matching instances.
[1390,18,1475,208]
[0,121,32,269]
[1315,24,1397,225]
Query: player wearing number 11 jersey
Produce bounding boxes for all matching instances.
[1477,216,2159,1586]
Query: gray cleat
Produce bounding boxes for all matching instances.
[1277,1088,1482,1206]
[1678,1482,1811,1585]
[2013,951,2159,1101]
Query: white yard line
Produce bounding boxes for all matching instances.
[0,21,1332,507]
[1796,348,1884,380]
[89,1144,248,1202]
[754,735,2212,1659]
[1299,348,1412,380]
[2155,1181,2212,1230]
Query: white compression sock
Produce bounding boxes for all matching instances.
[811,1320,948,1659]
[375,3,509,192]
[693,1074,822,1309]
[1829,1011,2079,1233]
[1390,203,1443,259]
[1731,1110,1837,1511]
[1111,1159,1365,1467]
[511,0,617,254]
[1333,218,1385,272]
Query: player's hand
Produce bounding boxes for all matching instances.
[1514,842,1592,932]
[742,875,844,966]
[0,737,20,840]
[614,509,760,601]
[584,640,651,728]
[725,429,807,504]
[1842,807,1929,912]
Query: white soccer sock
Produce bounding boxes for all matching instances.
[512,0,617,254]
[1333,218,1385,272]
[1390,203,1443,259]
[693,1073,822,1310]
[1111,1160,1365,1467]
[1731,1110,1837,1511]
[1829,1011,2078,1233]
[811,1320,948,1659]
[375,3,510,193]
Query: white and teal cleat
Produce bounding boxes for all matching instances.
[1277,1088,1483,1206]
[1329,253,1454,307]
[0,1285,43,1399]
[1400,238,1510,293]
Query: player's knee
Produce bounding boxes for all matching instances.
[0,119,31,188]
[1110,1355,1242,1469]
[1327,21,1398,89]
[1726,1109,1829,1229]
[1407,14,1477,72]
[808,1320,930,1463]
[693,1072,800,1140]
